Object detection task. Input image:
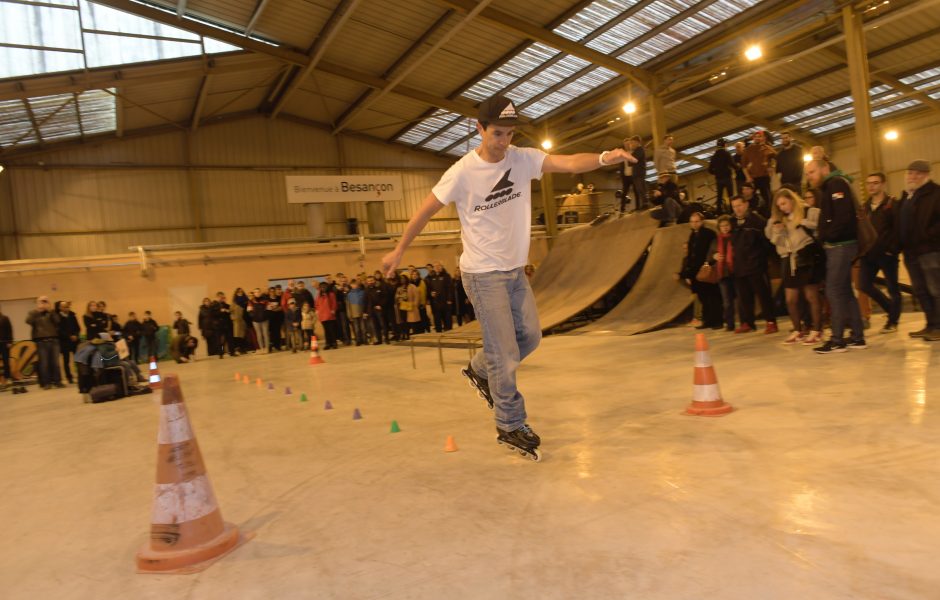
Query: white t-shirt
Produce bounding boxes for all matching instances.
[432,145,547,273]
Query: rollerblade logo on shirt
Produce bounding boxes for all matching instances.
[476,169,522,212]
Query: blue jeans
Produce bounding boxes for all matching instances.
[824,243,864,343]
[906,251,940,329]
[35,338,62,386]
[463,267,541,431]
[857,252,901,325]
[718,278,736,328]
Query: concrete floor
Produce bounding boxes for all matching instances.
[1,321,938,600]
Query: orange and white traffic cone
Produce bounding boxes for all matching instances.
[308,335,325,365]
[685,334,734,417]
[148,356,162,390]
[136,374,244,573]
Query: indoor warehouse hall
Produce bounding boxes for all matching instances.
[2,0,940,597]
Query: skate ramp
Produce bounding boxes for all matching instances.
[528,211,660,331]
[424,211,659,338]
[580,224,694,335]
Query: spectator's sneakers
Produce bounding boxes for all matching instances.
[802,330,822,345]
[734,323,753,334]
[764,321,779,334]
[782,331,805,344]
[847,339,868,350]
[909,327,930,338]
[814,340,848,354]
[923,329,940,342]
[880,321,898,333]
[689,318,703,328]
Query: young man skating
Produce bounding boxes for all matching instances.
[382,95,635,460]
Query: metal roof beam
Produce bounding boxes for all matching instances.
[269,0,362,119]
[821,47,940,115]
[176,0,187,18]
[21,99,44,146]
[244,0,272,36]
[337,10,454,134]
[190,74,212,131]
[429,0,653,90]
[693,96,821,147]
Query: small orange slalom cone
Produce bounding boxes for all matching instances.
[234,372,240,382]
[256,378,263,389]
[148,356,162,390]
[242,375,250,385]
[685,334,734,417]
[309,335,325,365]
[444,435,458,452]
[136,374,245,573]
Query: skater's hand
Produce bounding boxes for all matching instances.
[381,250,402,279]
[601,148,636,165]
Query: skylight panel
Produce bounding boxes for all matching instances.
[78,89,116,134]
[782,97,852,123]
[553,0,642,42]
[507,54,591,105]
[0,98,37,146]
[871,98,921,118]
[28,93,79,142]
[421,117,475,152]
[900,67,940,85]
[521,66,619,118]
[396,109,462,145]
[445,134,481,157]
[462,43,560,102]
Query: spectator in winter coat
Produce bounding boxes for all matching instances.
[198,298,215,355]
[247,289,270,353]
[123,312,143,363]
[426,262,455,332]
[857,172,902,333]
[708,138,734,214]
[807,159,866,353]
[83,301,107,341]
[346,281,366,346]
[681,213,722,329]
[140,311,160,360]
[56,300,80,384]
[284,298,303,353]
[301,303,316,349]
[172,311,191,336]
[765,188,823,345]
[708,216,737,330]
[0,304,12,383]
[170,335,198,363]
[315,282,339,349]
[895,160,940,341]
[730,195,777,334]
[26,296,64,389]
[454,267,475,326]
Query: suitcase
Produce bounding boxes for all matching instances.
[84,383,120,404]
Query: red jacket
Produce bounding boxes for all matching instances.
[315,291,337,322]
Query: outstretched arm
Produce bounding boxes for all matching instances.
[542,148,636,174]
[381,192,445,278]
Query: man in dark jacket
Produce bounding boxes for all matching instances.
[211,294,234,358]
[776,132,804,189]
[140,311,161,360]
[708,138,734,215]
[426,262,455,332]
[56,300,80,384]
[729,195,777,334]
[807,159,866,353]
[123,312,143,363]
[857,172,901,333]
[619,135,647,211]
[896,159,940,341]
[0,304,13,384]
[365,275,390,344]
[26,296,64,389]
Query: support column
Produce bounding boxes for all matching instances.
[540,171,558,246]
[366,201,386,234]
[305,203,327,237]
[184,133,204,243]
[649,91,666,162]
[540,122,558,246]
[842,6,882,180]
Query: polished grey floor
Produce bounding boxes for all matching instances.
[1,321,937,599]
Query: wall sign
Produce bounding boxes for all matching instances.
[286,175,404,203]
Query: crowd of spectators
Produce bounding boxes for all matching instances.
[679,137,939,354]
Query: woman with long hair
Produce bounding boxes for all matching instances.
[766,188,824,345]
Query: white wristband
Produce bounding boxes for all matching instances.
[599,151,609,166]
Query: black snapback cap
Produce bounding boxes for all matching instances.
[478,95,520,126]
